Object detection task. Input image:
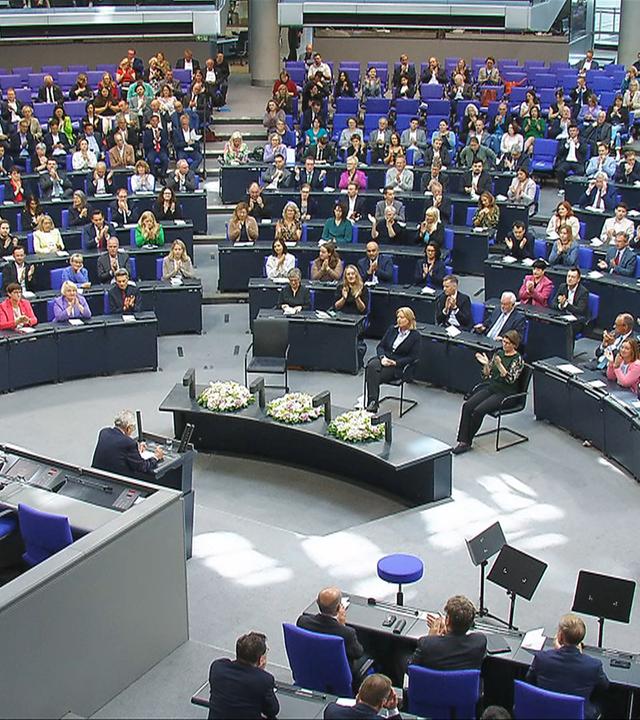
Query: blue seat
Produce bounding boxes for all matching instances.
[156,257,163,280]
[0,510,17,540]
[128,256,137,280]
[46,299,56,322]
[534,238,548,259]
[407,666,481,719]
[335,97,359,115]
[61,209,70,230]
[50,267,66,291]
[365,97,391,115]
[513,680,585,719]
[465,207,476,226]
[471,301,485,326]
[443,227,454,251]
[395,98,420,116]
[392,263,399,284]
[282,623,353,697]
[420,83,444,100]
[577,246,593,271]
[18,503,73,567]
[531,139,558,173]
[377,553,423,606]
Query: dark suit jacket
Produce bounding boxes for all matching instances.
[165,170,197,193]
[552,282,589,319]
[37,84,64,104]
[9,131,35,160]
[143,126,169,153]
[175,57,201,71]
[108,283,142,313]
[615,160,640,184]
[462,170,492,196]
[306,141,336,164]
[207,658,279,720]
[410,632,487,671]
[39,171,73,200]
[324,701,393,719]
[556,139,587,166]
[344,196,366,222]
[375,327,421,378]
[296,613,364,669]
[278,284,311,309]
[109,202,140,227]
[43,131,71,156]
[604,245,637,276]
[578,185,617,212]
[96,250,131,283]
[526,645,609,719]
[301,108,327,132]
[420,67,447,85]
[82,221,117,250]
[393,64,417,88]
[483,307,526,339]
[296,167,324,190]
[435,291,473,330]
[357,254,394,283]
[2,261,35,291]
[91,426,158,479]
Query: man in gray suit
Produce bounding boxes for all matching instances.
[597,232,637,277]
[261,154,293,189]
[368,116,392,164]
[96,236,131,284]
[373,186,406,222]
[385,155,414,193]
[400,117,428,163]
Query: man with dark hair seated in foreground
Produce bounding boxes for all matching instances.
[324,673,400,719]
[409,594,487,670]
[208,631,279,719]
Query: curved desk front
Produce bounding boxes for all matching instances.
[0,312,158,391]
[159,384,452,507]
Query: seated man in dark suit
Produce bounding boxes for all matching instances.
[552,267,589,336]
[165,158,198,193]
[110,187,140,228]
[462,158,492,199]
[596,232,637,277]
[409,594,486,671]
[82,208,117,251]
[357,241,394,284]
[208,631,279,720]
[2,244,35,292]
[577,172,617,212]
[91,409,163,480]
[526,613,609,719]
[473,291,525,340]
[108,269,142,314]
[324,673,400,719]
[294,156,325,190]
[435,275,472,330]
[39,158,73,200]
[296,586,369,676]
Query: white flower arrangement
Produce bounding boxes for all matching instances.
[328,410,385,443]
[197,381,254,413]
[266,392,324,424]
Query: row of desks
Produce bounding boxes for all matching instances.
[533,356,640,481]
[1,190,207,235]
[250,279,575,364]
[26,279,203,336]
[0,313,158,392]
[484,255,640,329]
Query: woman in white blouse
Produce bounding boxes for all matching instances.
[71,138,98,171]
[33,214,65,254]
[507,168,537,204]
[500,122,524,158]
[266,238,296,280]
[546,200,581,239]
[623,80,640,112]
[131,160,156,193]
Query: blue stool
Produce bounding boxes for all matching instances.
[377,553,424,606]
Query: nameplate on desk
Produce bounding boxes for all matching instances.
[588,271,604,279]
[170,278,183,286]
[590,237,603,246]
[559,314,577,321]
[234,242,254,247]
[122,314,137,323]
[628,209,640,217]
[556,363,583,375]
[315,311,331,319]
[522,258,534,267]
[260,219,271,225]
[586,379,607,389]
[22,291,35,299]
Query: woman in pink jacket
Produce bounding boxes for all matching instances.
[607,338,640,394]
[518,259,554,308]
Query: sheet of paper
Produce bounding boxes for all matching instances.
[68,319,84,326]
[233,242,254,247]
[140,450,155,460]
[590,237,603,246]
[22,291,35,299]
[521,628,546,651]
[56,250,69,257]
[628,209,640,217]
[421,286,436,295]
[522,258,534,267]
[502,255,518,264]
[588,271,603,279]
[336,699,357,707]
[260,218,271,224]
[495,194,507,201]
[174,219,186,225]
[559,314,577,321]
[122,314,137,323]
[587,380,607,388]
[315,311,330,319]
[323,186,335,192]
[446,325,461,337]
[17,326,35,334]
[557,363,583,375]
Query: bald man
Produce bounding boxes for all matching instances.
[296,586,368,675]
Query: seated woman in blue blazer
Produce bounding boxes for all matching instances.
[414,241,447,290]
[53,281,92,323]
[365,306,421,412]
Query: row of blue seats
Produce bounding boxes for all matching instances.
[0,68,192,90]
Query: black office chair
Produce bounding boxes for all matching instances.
[244,318,290,392]
[363,356,420,417]
[474,364,533,452]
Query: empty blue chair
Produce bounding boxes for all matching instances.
[513,680,584,719]
[12,66,32,83]
[534,74,558,90]
[395,98,420,116]
[465,206,476,226]
[58,71,77,91]
[64,100,86,123]
[392,264,399,284]
[50,267,66,291]
[18,503,73,567]
[28,72,46,88]
[15,88,32,104]
[331,113,350,140]
[396,114,412,133]
[335,97,358,115]
[26,232,34,254]
[530,139,558,173]
[96,63,117,74]
[577,246,593,271]
[420,83,444,100]
[510,86,533,104]
[67,64,88,74]
[534,238,548,259]
[173,68,191,85]
[46,299,56,322]
[586,292,600,324]
[426,99,451,116]
[156,257,163,280]
[364,113,385,135]
[444,228,454,251]
[525,60,546,70]
[377,553,423,606]
[128,256,137,280]
[407,666,481,719]
[42,65,62,77]
[471,302,485,326]
[365,97,391,115]
[34,103,56,124]
[282,623,353,697]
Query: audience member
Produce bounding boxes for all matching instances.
[322,203,352,244]
[324,673,399,720]
[228,202,259,244]
[295,156,326,190]
[552,267,589,335]
[207,632,279,720]
[374,186,406,222]
[83,208,115,251]
[311,242,343,281]
[108,269,142,313]
[274,201,302,245]
[526,613,608,720]
[33,214,65,254]
[245,182,270,221]
[261,154,293,189]
[518,259,553,307]
[135,210,165,248]
[97,236,131,283]
[474,291,525,340]
[600,203,634,244]
[0,282,37,330]
[110,187,140,227]
[162,240,195,281]
[357,241,393,284]
[555,125,587,191]
[415,242,447,290]
[596,232,637,276]
[546,201,580,239]
[593,313,635,369]
[266,238,296,280]
[154,187,182,222]
[2,245,34,292]
[473,192,500,230]
[548,226,579,267]
[39,158,73,200]
[61,253,91,288]
[418,206,444,247]
[131,159,156,193]
[385,155,414,193]
[436,275,472,330]
[53,281,92,323]
[338,156,367,190]
[278,268,311,312]
[371,205,404,244]
[504,221,534,260]
[344,182,365,223]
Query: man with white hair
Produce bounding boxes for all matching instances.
[473,291,526,340]
[91,410,164,479]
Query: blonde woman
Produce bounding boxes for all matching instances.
[334,264,368,315]
[135,210,165,247]
[472,192,500,230]
[33,214,65,254]
[162,239,195,280]
[275,201,302,244]
[228,202,259,243]
[419,206,444,246]
[223,131,249,165]
[623,79,640,112]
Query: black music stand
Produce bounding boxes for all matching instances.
[572,570,636,648]
[487,545,548,630]
[465,522,507,625]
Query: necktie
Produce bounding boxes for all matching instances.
[614,250,621,266]
[596,190,602,209]
[47,87,53,103]
[154,129,160,152]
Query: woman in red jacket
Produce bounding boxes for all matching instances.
[0,283,38,330]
